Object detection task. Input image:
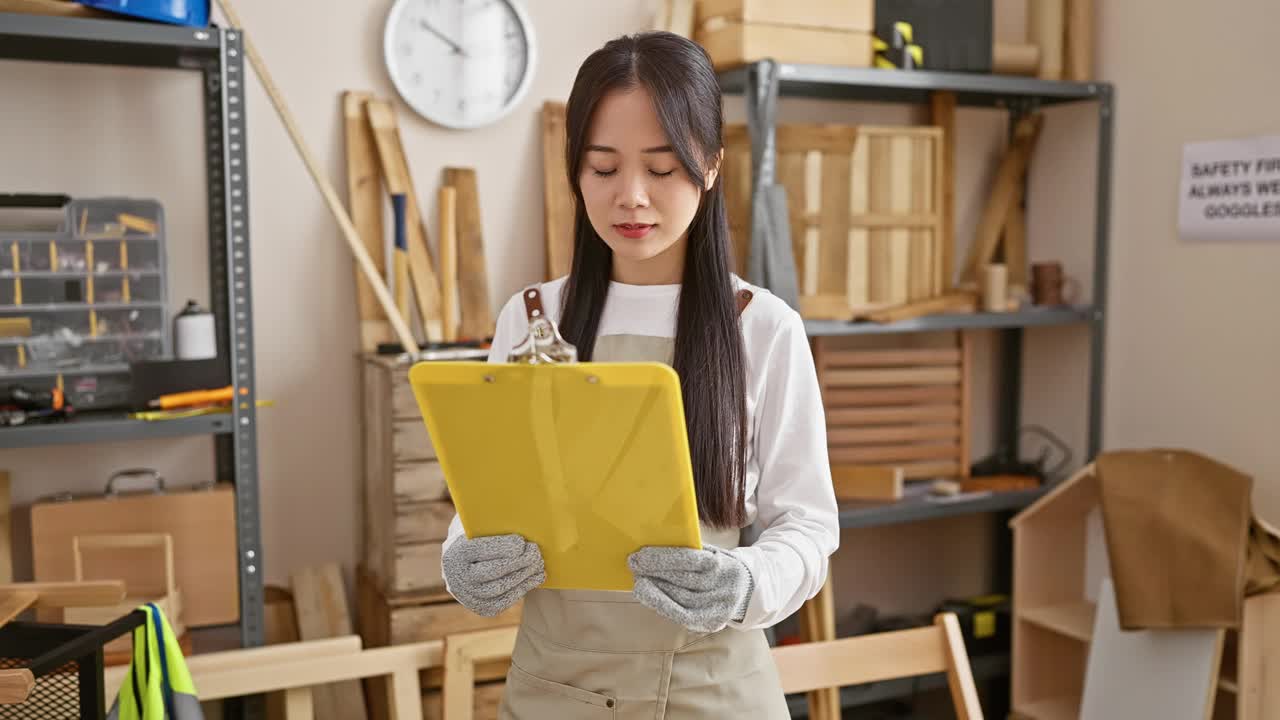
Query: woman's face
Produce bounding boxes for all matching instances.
[579,86,718,285]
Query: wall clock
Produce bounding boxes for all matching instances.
[383,0,537,129]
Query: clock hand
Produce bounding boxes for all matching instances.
[417,19,468,57]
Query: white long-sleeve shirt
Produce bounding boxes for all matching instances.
[441,275,840,630]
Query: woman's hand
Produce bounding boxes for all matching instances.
[627,545,754,632]
[442,534,545,617]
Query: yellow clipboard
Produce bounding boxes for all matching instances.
[407,360,703,592]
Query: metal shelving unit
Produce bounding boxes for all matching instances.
[722,60,1114,718]
[0,10,264,656]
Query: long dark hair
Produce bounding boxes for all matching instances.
[560,32,748,529]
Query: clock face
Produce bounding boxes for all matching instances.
[384,0,536,129]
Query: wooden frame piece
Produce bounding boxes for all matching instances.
[0,580,125,609]
[541,101,574,281]
[441,627,518,720]
[773,612,983,720]
[0,669,33,706]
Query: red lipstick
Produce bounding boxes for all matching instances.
[614,223,655,239]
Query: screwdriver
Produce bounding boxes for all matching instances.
[149,385,235,410]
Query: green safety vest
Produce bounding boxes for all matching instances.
[107,603,203,720]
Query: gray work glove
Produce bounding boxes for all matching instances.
[442,534,545,617]
[627,545,754,632]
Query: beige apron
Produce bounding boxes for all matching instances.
[498,328,790,719]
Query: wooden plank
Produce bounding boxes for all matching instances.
[0,471,8,583]
[867,135,892,303]
[848,131,870,308]
[0,669,33,705]
[777,124,859,155]
[901,461,962,480]
[773,624,947,695]
[394,418,437,461]
[389,599,523,646]
[888,135,912,304]
[0,580,125,608]
[994,42,1041,75]
[343,91,392,352]
[395,460,450,504]
[828,424,960,445]
[725,144,753,275]
[938,613,984,720]
[443,168,495,341]
[696,22,873,72]
[1239,592,1280,720]
[799,294,850,321]
[860,292,977,324]
[802,150,823,295]
[910,135,934,300]
[960,113,1044,285]
[365,98,443,343]
[0,0,111,17]
[291,564,369,720]
[0,590,35,626]
[442,628,518,720]
[1006,181,1029,296]
[1029,0,1066,80]
[0,318,31,338]
[395,501,456,545]
[830,443,961,464]
[696,0,874,33]
[818,146,851,296]
[930,92,957,292]
[392,543,446,595]
[827,405,960,426]
[822,367,961,387]
[820,348,961,368]
[438,186,459,343]
[823,386,961,407]
[1066,0,1094,81]
[541,102,575,280]
[831,465,903,501]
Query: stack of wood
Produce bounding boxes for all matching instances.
[357,356,522,720]
[692,0,875,71]
[814,333,972,500]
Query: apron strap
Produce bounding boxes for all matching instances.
[735,289,754,316]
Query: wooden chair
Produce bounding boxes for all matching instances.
[771,611,985,720]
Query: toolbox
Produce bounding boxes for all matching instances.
[29,468,239,627]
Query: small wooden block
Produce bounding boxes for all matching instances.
[0,318,32,338]
[831,465,903,501]
[0,669,33,706]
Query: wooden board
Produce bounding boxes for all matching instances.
[695,0,873,32]
[815,336,971,484]
[541,102,575,281]
[1028,0,1065,81]
[0,0,112,17]
[396,501,456,545]
[343,91,392,352]
[1066,0,1094,81]
[291,564,369,720]
[1239,592,1280,720]
[365,98,444,343]
[929,92,956,290]
[1080,578,1224,720]
[442,168,495,341]
[30,484,238,626]
[960,113,1044,286]
[723,124,943,319]
[439,186,459,343]
[0,471,9,584]
[696,22,874,72]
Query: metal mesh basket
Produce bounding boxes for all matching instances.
[0,610,146,720]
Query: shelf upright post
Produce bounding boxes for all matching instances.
[205,27,264,655]
[1088,85,1114,460]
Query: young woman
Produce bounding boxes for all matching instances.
[440,31,839,719]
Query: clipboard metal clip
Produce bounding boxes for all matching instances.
[508,286,578,365]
